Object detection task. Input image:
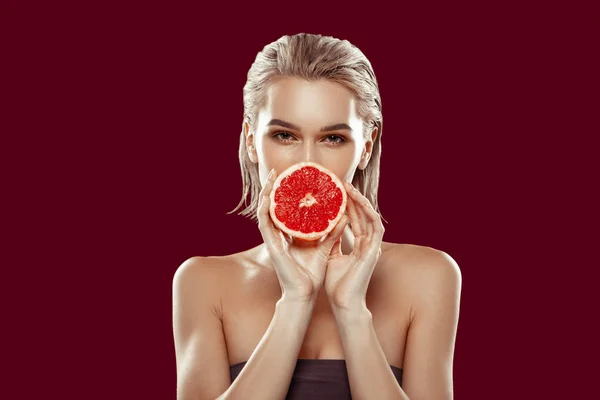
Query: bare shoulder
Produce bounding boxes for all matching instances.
[173,256,228,298]
[382,242,461,274]
[171,251,258,398]
[172,248,265,307]
[380,243,462,397]
[379,242,462,310]
[171,256,231,331]
[173,255,226,281]
[173,254,240,280]
[380,241,460,274]
[172,251,251,296]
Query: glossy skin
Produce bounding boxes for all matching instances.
[245,76,377,191]
[246,76,383,307]
[172,76,462,400]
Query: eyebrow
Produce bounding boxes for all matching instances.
[267,119,353,132]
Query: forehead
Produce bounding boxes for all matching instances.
[257,77,363,131]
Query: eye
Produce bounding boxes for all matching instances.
[324,135,346,145]
[273,131,295,142]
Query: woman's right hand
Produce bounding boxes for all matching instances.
[257,169,349,304]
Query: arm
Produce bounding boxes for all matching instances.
[172,256,317,400]
[333,250,462,400]
[400,250,462,399]
[402,250,462,400]
[173,257,231,400]
[335,307,409,399]
[219,296,316,400]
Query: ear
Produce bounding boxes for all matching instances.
[244,122,258,164]
[358,127,378,170]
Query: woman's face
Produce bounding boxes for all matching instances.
[247,76,375,188]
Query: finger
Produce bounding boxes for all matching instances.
[351,185,384,243]
[328,214,351,259]
[358,200,377,252]
[345,183,381,257]
[351,234,364,258]
[344,183,362,237]
[259,168,277,200]
[323,214,349,248]
[258,169,276,221]
[361,197,385,243]
[257,169,280,246]
[345,182,369,239]
[329,233,343,258]
[257,192,277,244]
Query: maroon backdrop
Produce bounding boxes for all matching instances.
[5,1,595,399]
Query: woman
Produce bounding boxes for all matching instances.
[172,33,462,399]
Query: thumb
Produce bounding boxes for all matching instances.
[329,234,343,258]
[322,214,349,253]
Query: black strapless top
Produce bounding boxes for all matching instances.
[230,359,403,399]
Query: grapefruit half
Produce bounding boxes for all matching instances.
[269,162,347,241]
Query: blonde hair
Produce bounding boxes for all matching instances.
[229,33,385,223]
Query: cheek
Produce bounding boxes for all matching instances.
[339,142,363,166]
[338,159,359,179]
[258,139,288,162]
[325,148,362,182]
[256,139,296,176]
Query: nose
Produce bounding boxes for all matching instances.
[299,142,322,165]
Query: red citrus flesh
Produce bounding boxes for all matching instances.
[269,162,347,241]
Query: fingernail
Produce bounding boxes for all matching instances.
[268,169,275,179]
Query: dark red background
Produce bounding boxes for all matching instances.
[5,1,596,399]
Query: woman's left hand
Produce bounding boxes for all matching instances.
[324,181,385,312]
